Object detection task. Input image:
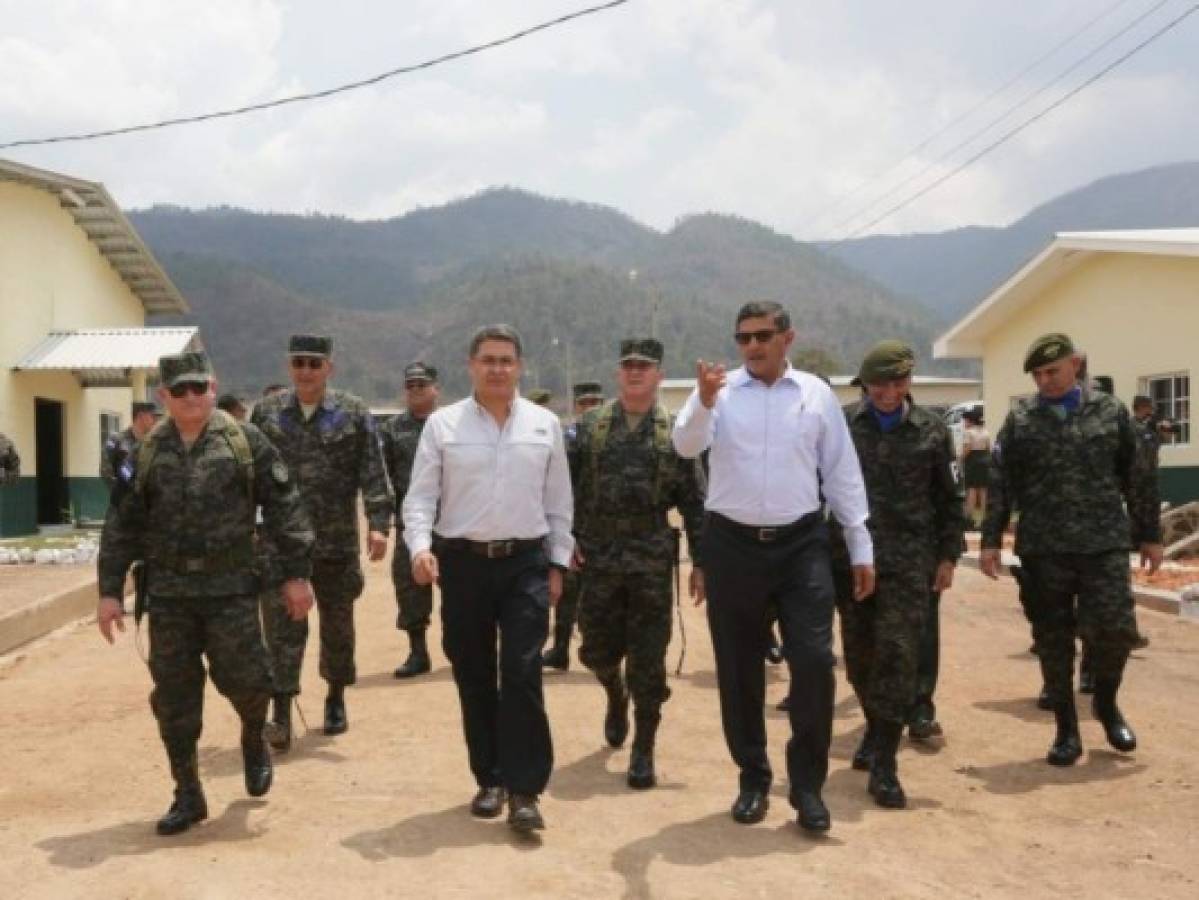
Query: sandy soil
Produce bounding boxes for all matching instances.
[1,556,1197,900]
[0,566,94,617]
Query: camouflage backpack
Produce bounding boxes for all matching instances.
[586,400,673,514]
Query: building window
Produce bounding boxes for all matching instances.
[1140,373,1190,445]
[99,412,122,448]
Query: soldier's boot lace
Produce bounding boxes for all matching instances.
[394,629,432,679]
[599,670,630,749]
[241,720,274,797]
[852,719,877,771]
[158,753,207,836]
[627,708,661,790]
[866,721,906,809]
[265,693,293,752]
[1092,679,1136,752]
[1047,699,1083,766]
[324,684,349,736]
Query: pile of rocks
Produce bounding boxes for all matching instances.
[0,538,98,566]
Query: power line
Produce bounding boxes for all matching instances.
[807,0,1138,230]
[0,0,631,151]
[831,1,1199,245]
[827,0,1176,238]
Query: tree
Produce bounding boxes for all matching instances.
[792,345,842,377]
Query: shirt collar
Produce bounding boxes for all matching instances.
[729,364,803,389]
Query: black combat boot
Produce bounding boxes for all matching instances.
[157,752,208,836]
[394,629,432,679]
[852,719,876,771]
[600,671,630,749]
[867,721,907,809]
[1092,678,1136,752]
[627,708,661,790]
[264,693,293,753]
[1047,699,1083,766]
[541,619,572,671]
[242,720,274,797]
[324,684,348,735]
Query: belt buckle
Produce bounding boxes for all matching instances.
[757,527,778,543]
[486,540,511,559]
[184,558,206,573]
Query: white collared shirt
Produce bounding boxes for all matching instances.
[672,365,874,565]
[402,395,574,567]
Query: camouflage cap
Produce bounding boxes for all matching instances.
[855,340,916,385]
[527,388,553,406]
[288,334,333,357]
[159,351,213,388]
[620,337,664,364]
[1023,332,1075,372]
[131,401,159,417]
[403,361,438,383]
[572,381,604,402]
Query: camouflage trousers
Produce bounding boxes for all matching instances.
[835,567,930,726]
[1018,551,1135,704]
[148,595,272,764]
[577,566,673,712]
[391,533,434,632]
[262,556,365,693]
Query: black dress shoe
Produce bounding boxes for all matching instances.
[796,791,830,832]
[731,790,769,824]
[470,786,507,818]
[324,694,348,735]
[541,644,570,671]
[507,794,546,832]
[156,784,208,836]
[243,738,274,798]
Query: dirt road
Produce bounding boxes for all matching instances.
[2,559,1196,899]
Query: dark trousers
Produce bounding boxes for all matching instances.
[912,589,941,721]
[437,543,553,796]
[702,514,836,805]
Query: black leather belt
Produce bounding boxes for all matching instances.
[434,536,543,559]
[709,511,821,544]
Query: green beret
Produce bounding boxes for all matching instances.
[620,337,664,364]
[288,334,333,357]
[158,351,212,388]
[572,381,604,402]
[1023,332,1075,372]
[527,388,553,406]
[856,340,915,385]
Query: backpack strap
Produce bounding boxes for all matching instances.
[134,410,254,503]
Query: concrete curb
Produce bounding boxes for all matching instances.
[957,551,1183,616]
[0,577,97,656]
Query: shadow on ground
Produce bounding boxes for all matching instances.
[197,731,346,777]
[341,803,544,860]
[548,748,687,802]
[953,749,1146,795]
[36,799,267,869]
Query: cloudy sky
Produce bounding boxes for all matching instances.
[2,0,1197,239]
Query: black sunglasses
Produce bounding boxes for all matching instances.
[733,329,779,346]
[167,381,209,398]
[290,356,326,370]
[405,380,431,389]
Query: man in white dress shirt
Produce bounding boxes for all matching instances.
[673,301,875,835]
[404,324,573,834]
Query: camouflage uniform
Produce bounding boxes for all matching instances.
[832,401,964,726]
[98,388,313,792]
[379,409,433,631]
[570,399,705,737]
[983,387,1160,704]
[251,387,392,692]
[0,432,19,486]
[100,427,139,491]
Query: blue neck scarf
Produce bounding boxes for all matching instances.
[869,402,904,433]
[1039,384,1082,413]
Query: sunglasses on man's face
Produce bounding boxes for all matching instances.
[733,329,780,346]
[405,380,431,390]
[167,381,209,399]
[290,357,325,370]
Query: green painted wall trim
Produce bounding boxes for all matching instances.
[1159,466,1199,506]
[0,478,38,537]
[68,477,111,524]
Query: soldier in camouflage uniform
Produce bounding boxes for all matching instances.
[0,431,19,487]
[981,333,1162,767]
[570,339,705,789]
[251,335,393,741]
[543,380,606,671]
[832,341,964,809]
[380,361,440,679]
[97,352,314,836]
[100,402,158,492]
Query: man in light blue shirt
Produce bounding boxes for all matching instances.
[674,301,874,835]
